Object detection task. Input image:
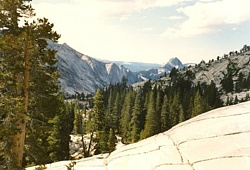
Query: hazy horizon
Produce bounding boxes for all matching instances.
[31,0,250,64]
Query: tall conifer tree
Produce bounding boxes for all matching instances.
[92,89,109,153]
[130,92,144,142]
[169,92,182,127]
[191,90,204,117]
[113,93,121,133]
[141,91,160,139]
[120,90,135,143]
[0,0,64,168]
[160,95,170,132]
[92,89,105,131]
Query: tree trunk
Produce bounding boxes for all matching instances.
[11,117,27,169]
[11,31,31,169]
[87,131,94,157]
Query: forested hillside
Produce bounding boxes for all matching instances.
[74,46,250,155]
[1,1,250,170]
[77,69,222,154]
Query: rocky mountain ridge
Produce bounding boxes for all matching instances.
[48,40,250,99]
[106,61,161,72]
[133,49,250,103]
[47,40,140,95]
[47,40,186,95]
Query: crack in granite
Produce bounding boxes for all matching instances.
[167,134,195,170]
[167,111,250,133]
[192,155,250,166]
[177,130,250,146]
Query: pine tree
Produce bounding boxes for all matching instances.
[160,95,170,132]
[205,81,222,108]
[234,95,239,104]
[0,0,63,168]
[191,90,204,117]
[95,130,109,154]
[0,29,26,169]
[187,96,194,119]
[92,89,109,153]
[24,18,65,165]
[130,92,144,143]
[73,96,83,134]
[113,92,121,133]
[141,91,160,139]
[105,88,116,129]
[155,89,163,119]
[108,128,117,153]
[236,72,244,92]
[221,61,235,93]
[169,92,182,127]
[85,110,95,157]
[247,73,250,89]
[92,89,105,131]
[120,90,135,143]
[178,105,185,123]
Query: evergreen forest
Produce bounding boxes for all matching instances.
[1,0,250,169]
[80,69,223,154]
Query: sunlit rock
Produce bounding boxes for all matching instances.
[26,101,250,170]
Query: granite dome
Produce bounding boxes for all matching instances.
[27,101,250,170]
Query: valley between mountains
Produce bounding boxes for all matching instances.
[27,42,250,170]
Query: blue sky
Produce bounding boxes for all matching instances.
[31,0,250,64]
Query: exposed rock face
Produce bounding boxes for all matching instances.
[46,40,140,95]
[27,101,250,170]
[163,57,185,71]
[46,40,189,95]
[137,57,185,80]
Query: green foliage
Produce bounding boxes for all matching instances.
[178,105,185,124]
[87,67,224,153]
[130,92,144,142]
[113,93,122,132]
[94,130,109,154]
[191,91,204,118]
[169,92,183,127]
[120,90,135,143]
[92,89,105,131]
[73,102,84,134]
[0,0,72,168]
[108,128,117,153]
[92,89,110,153]
[221,60,236,93]
[141,91,160,139]
[160,95,170,131]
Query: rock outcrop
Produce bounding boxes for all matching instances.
[27,101,250,170]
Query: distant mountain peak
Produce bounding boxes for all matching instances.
[136,57,185,80]
[163,57,184,70]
